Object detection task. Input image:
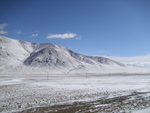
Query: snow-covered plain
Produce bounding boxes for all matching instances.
[0,74,150,113]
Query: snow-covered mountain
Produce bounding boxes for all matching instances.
[0,36,149,74]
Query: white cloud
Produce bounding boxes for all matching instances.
[0,23,8,34]
[16,31,22,34]
[0,23,8,29]
[0,30,8,34]
[76,36,82,40]
[46,33,77,39]
[31,31,39,37]
[32,33,38,37]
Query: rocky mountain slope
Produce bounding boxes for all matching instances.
[0,36,149,74]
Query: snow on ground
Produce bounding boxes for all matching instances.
[132,107,150,113]
[0,74,150,113]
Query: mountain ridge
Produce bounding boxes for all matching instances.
[0,35,149,74]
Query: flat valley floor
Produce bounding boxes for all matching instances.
[0,74,150,113]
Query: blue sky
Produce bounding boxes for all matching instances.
[0,0,150,57]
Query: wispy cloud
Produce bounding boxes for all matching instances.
[0,30,8,34]
[16,31,22,34]
[31,31,39,37]
[0,23,8,29]
[46,33,77,39]
[76,36,82,40]
[32,33,38,37]
[0,23,8,34]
